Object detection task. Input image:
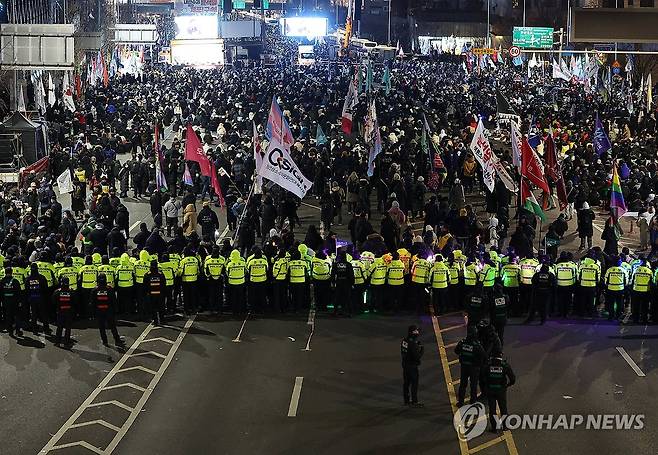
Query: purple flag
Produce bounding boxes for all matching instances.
[593,114,612,156]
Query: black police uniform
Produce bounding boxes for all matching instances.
[485,356,516,432]
[144,271,166,325]
[27,273,50,334]
[1,276,23,336]
[52,287,74,345]
[92,285,123,346]
[490,294,509,345]
[528,269,556,324]
[333,261,355,315]
[466,291,485,327]
[401,333,424,405]
[455,334,486,406]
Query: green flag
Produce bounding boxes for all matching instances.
[381,67,391,95]
[316,124,327,146]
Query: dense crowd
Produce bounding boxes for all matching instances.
[4,32,658,347]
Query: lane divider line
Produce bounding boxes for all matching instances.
[616,347,646,377]
[287,376,304,417]
[430,306,519,455]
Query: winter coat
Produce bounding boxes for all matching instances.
[182,204,197,236]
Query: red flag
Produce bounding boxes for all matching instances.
[74,73,82,99]
[102,52,109,88]
[210,164,225,208]
[521,138,550,193]
[543,134,568,211]
[184,124,212,176]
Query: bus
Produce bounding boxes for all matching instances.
[298,45,315,65]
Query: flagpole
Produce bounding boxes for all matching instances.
[232,178,257,243]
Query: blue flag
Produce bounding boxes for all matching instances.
[316,124,327,146]
[593,114,612,156]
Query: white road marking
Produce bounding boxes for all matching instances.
[616,347,646,377]
[303,308,315,352]
[40,317,196,454]
[232,312,250,343]
[301,202,321,210]
[129,221,141,232]
[287,377,304,417]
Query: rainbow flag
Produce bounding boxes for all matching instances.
[610,163,627,218]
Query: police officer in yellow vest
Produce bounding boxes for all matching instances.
[369,256,388,312]
[98,256,116,288]
[463,258,479,307]
[519,254,539,315]
[500,255,520,316]
[387,252,405,312]
[116,253,135,314]
[78,256,98,318]
[479,257,497,301]
[447,252,462,312]
[430,254,450,314]
[411,255,430,314]
[57,257,79,293]
[246,247,269,314]
[133,250,151,316]
[178,248,199,314]
[604,257,627,321]
[159,253,178,314]
[272,250,289,313]
[577,255,600,316]
[311,251,332,311]
[631,258,652,324]
[288,249,309,313]
[555,252,578,318]
[351,256,367,313]
[225,249,247,314]
[204,248,226,313]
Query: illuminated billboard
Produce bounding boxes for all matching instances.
[174,15,218,40]
[280,17,328,38]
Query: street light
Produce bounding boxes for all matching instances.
[486,0,490,47]
[387,0,392,45]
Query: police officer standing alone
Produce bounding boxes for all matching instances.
[484,351,516,433]
[26,263,50,335]
[1,267,24,338]
[401,325,424,407]
[490,284,508,345]
[52,277,74,347]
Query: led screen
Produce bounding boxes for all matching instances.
[280,18,328,38]
[174,15,218,40]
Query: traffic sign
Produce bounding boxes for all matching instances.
[612,60,621,75]
[472,48,496,56]
[512,27,554,49]
[509,46,521,58]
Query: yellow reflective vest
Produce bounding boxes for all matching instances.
[247,257,269,283]
[311,258,332,281]
[288,259,308,284]
[605,266,626,291]
[430,261,449,289]
[411,258,430,285]
[79,264,98,289]
[179,256,199,283]
[387,259,405,286]
[370,258,388,286]
[632,266,652,292]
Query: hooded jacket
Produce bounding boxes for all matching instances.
[183,204,197,236]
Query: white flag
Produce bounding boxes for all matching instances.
[469,119,497,192]
[552,59,570,81]
[56,169,74,194]
[493,159,518,193]
[258,138,312,199]
[647,73,653,111]
[17,85,26,112]
[510,120,522,169]
[48,73,56,107]
[62,71,76,112]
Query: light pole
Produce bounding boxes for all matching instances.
[387,0,392,45]
[523,0,526,27]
